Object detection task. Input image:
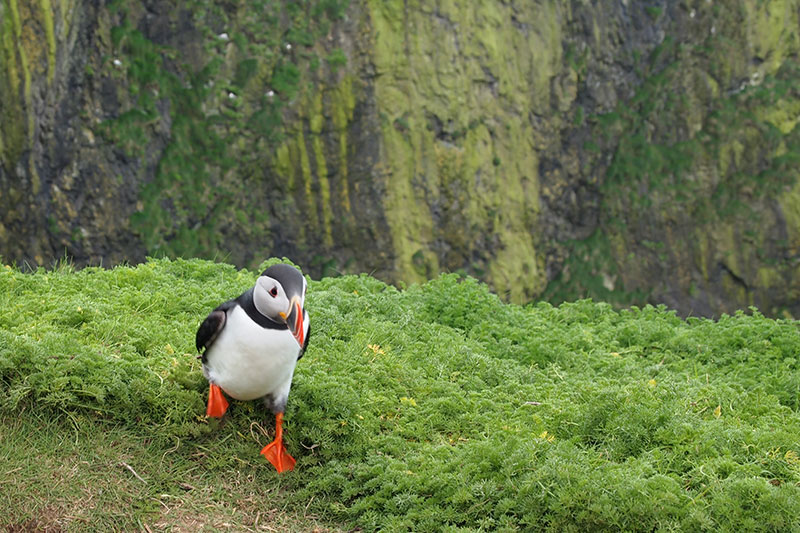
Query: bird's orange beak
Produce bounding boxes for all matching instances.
[279,297,304,347]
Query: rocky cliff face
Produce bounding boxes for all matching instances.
[1,0,799,317]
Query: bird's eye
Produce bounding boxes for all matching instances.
[269,287,278,298]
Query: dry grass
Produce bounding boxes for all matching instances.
[0,411,345,532]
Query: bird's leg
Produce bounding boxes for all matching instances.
[206,383,229,418]
[260,412,296,472]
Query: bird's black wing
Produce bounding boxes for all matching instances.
[297,316,311,361]
[196,300,237,363]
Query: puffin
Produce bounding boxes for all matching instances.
[195,263,310,472]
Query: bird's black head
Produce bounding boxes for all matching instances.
[261,264,306,303]
[253,263,307,346]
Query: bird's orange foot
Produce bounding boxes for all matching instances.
[261,412,295,472]
[261,438,296,472]
[206,383,229,418]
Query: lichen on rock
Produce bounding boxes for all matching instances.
[2,0,800,317]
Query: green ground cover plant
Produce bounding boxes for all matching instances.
[1,258,799,531]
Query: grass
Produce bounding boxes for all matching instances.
[2,258,800,531]
[0,410,342,531]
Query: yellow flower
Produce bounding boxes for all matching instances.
[648,379,657,387]
[713,405,721,418]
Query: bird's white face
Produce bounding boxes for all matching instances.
[253,275,292,321]
[253,265,307,347]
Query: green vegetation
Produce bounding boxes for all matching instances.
[370,1,552,301]
[645,6,663,20]
[102,0,349,263]
[2,259,800,530]
[549,29,800,308]
[0,0,32,177]
[542,230,650,308]
[325,48,348,72]
[3,0,800,320]
[599,49,800,220]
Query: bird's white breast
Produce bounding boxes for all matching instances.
[202,305,301,401]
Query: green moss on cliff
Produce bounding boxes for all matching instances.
[6,0,800,318]
[330,74,354,214]
[551,5,800,313]
[778,170,800,259]
[271,70,359,259]
[39,0,56,84]
[296,128,318,233]
[0,0,46,193]
[0,0,28,173]
[103,0,349,266]
[368,0,561,301]
[0,5,19,168]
